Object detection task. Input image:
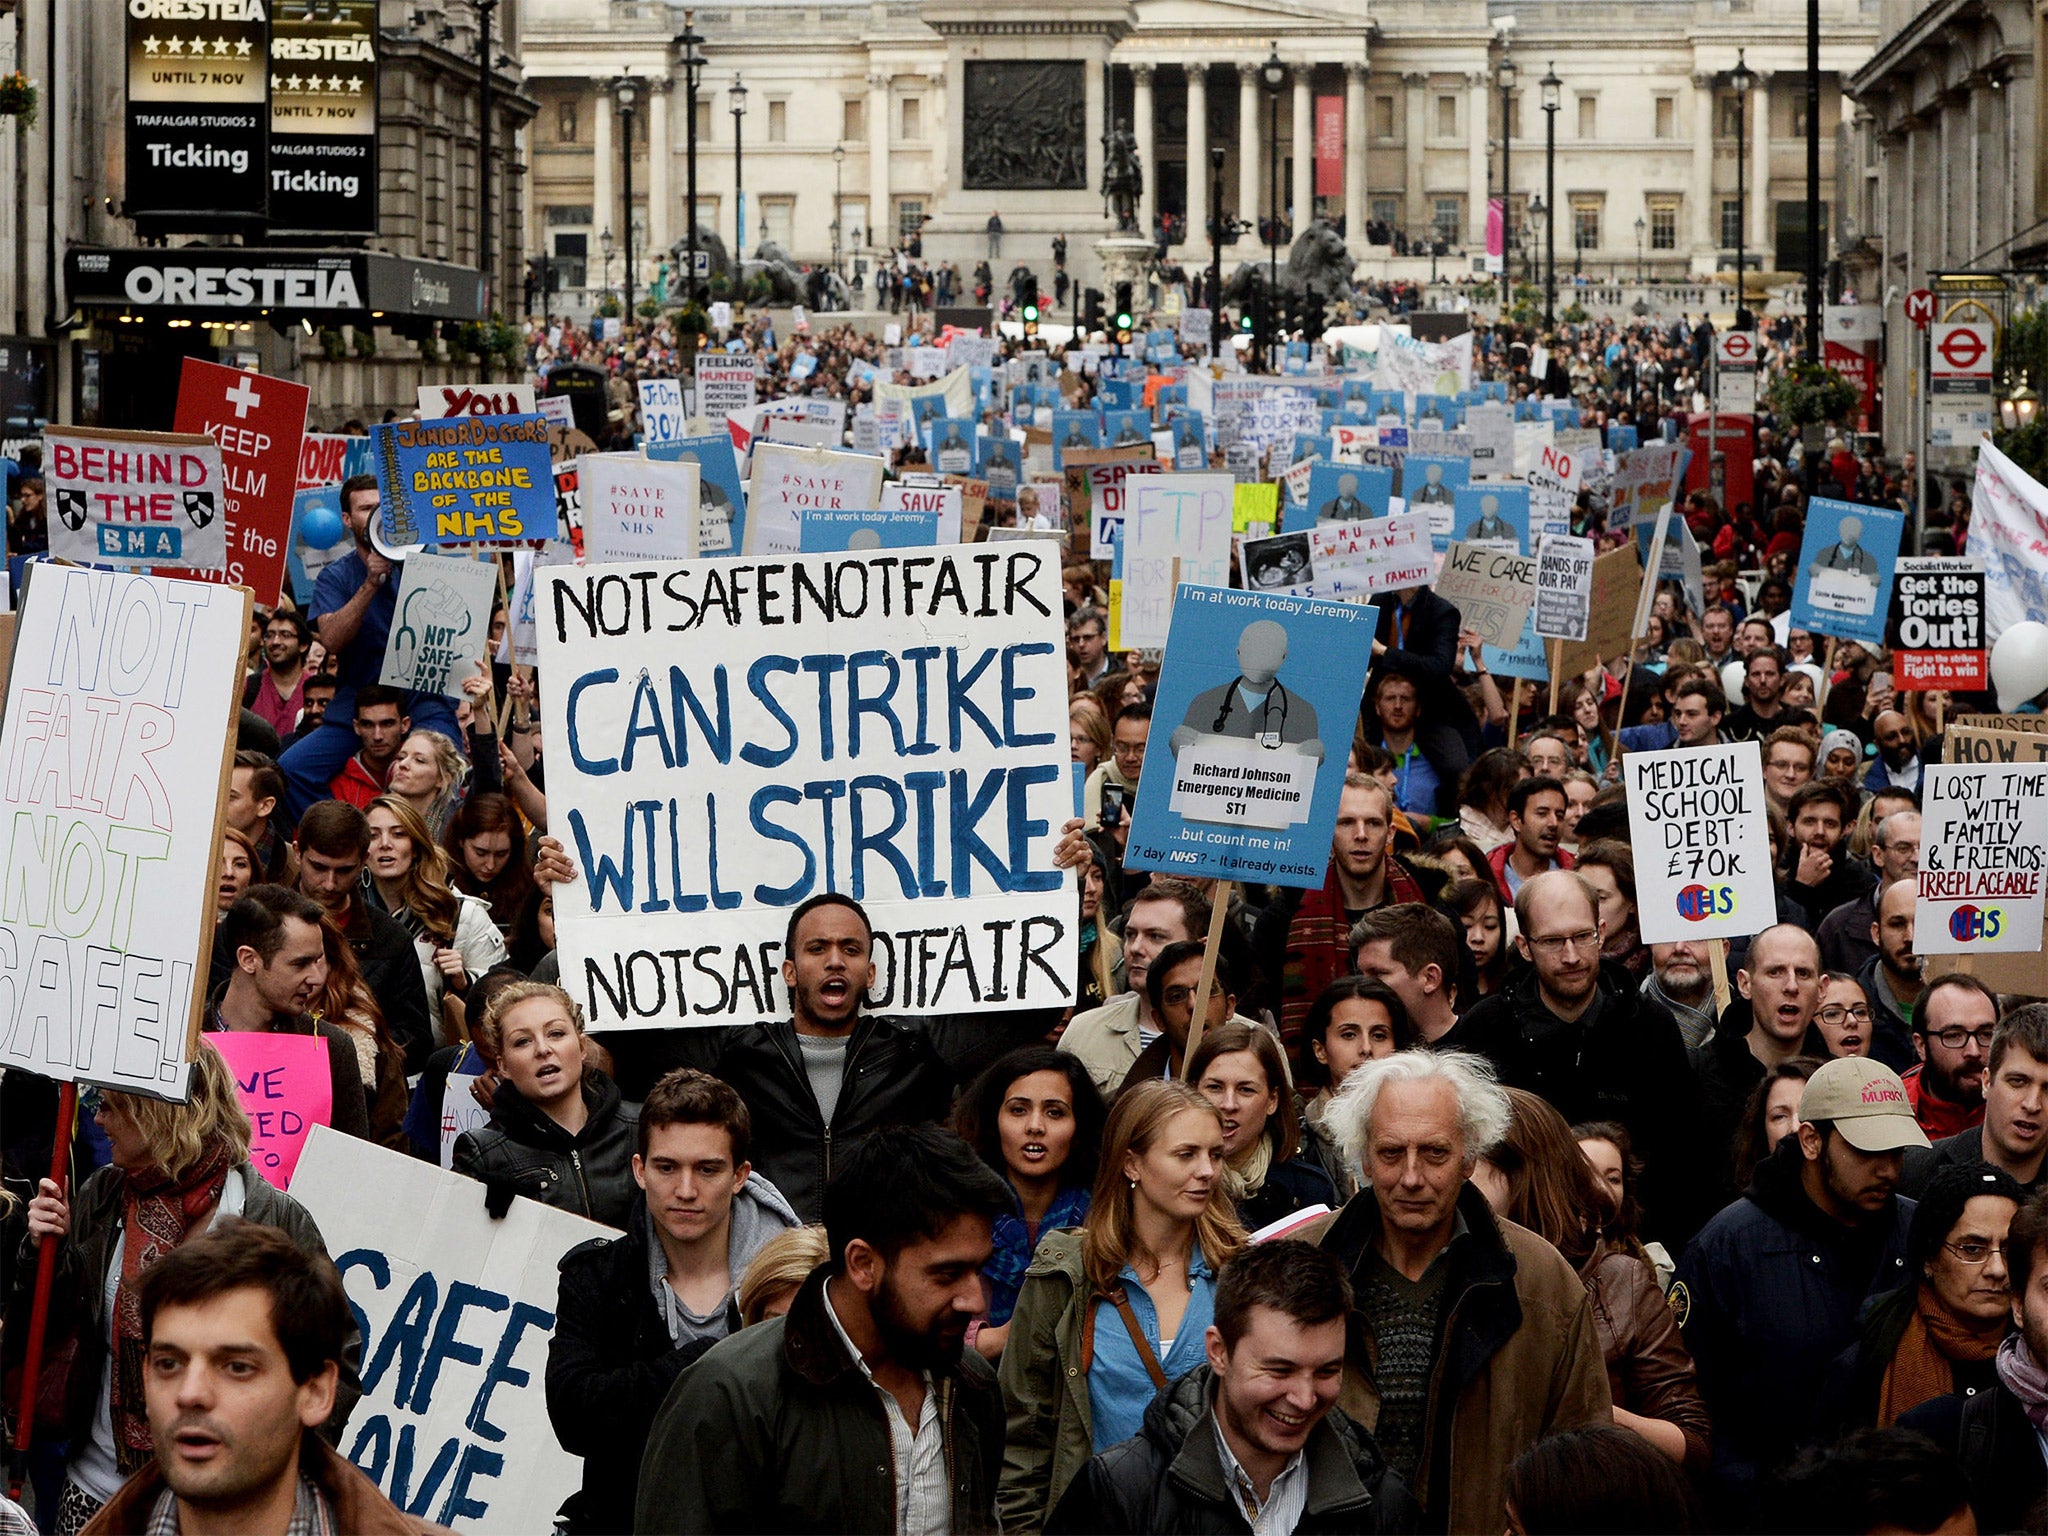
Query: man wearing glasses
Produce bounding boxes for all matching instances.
[1457,869,1703,1242]
[1898,966,1995,1141]
[1903,998,2048,1199]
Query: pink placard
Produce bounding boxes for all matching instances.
[210,1031,335,1186]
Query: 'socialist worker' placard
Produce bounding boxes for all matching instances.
[537,546,1077,1029]
[1123,585,1376,889]
[1915,763,2048,953]
[1625,741,1777,944]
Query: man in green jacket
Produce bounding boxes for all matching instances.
[635,1124,1013,1534]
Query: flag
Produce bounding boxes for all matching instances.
[1970,441,2048,641]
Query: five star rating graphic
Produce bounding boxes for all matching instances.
[141,34,255,57]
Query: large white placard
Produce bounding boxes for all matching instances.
[743,443,886,557]
[537,545,1077,1029]
[1533,534,1596,641]
[290,1126,610,1534]
[1626,742,1776,944]
[1116,474,1234,651]
[1916,763,2048,953]
[0,565,247,1097]
[45,426,229,572]
[579,453,701,563]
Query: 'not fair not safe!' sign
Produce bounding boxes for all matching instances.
[1625,742,1776,944]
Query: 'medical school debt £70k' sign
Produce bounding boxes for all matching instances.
[537,547,1077,1029]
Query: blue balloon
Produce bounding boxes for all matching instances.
[298,503,346,551]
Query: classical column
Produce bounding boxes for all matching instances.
[1751,71,1771,255]
[647,79,672,267]
[1968,80,1983,258]
[1690,72,1714,254]
[868,71,891,252]
[1185,65,1209,251]
[1938,96,1952,265]
[1345,62,1369,245]
[593,81,615,252]
[1292,66,1313,229]
[1403,72,1427,235]
[1133,63,1157,234]
[927,69,948,201]
[1467,71,1489,244]
[1238,63,1260,233]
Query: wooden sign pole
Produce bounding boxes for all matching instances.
[1184,881,1234,1077]
[1708,939,1733,1017]
[1548,639,1563,716]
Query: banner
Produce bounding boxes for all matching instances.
[1916,763,2048,953]
[125,0,267,226]
[0,566,248,1099]
[45,425,228,570]
[1891,557,1986,690]
[744,443,886,557]
[579,454,700,563]
[1115,475,1235,652]
[538,547,1076,1029]
[1626,741,1776,944]
[1314,95,1344,197]
[1970,443,2048,642]
[211,1030,333,1185]
[290,1127,609,1534]
[872,366,976,427]
[172,359,308,607]
[1789,497,1906,646]
[1123,585,1375,888]
[379,552,499,698]
[1533,534,1596,642]
[1435,542,1537,647]
[268,0,379,235]
[372,415,559,548]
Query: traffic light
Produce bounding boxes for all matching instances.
[1082,287,1104,333]
[1114,282,1134,346]
[1022,301,1039,340]
[1301,290,1327,341]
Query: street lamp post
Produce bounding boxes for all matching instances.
[1732,49,1754,330]
[1635,215,1646,283]
[615,77,639,324]
[600,226,616,307]
[1541,62,1560,330]
[674,12,707,304]
[832,145,845,279]
[1496,51,1516,278]
[1262,44,1285,370]
[729,76,748,269]
[1210,143,1227,358]
[476,0,499,310]
[1805,0,1821,364]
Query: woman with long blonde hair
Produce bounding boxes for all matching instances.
[364,793,507,1041]
[385,726,467,839]
[996,1079,1245,1533]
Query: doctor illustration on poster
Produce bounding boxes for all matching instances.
[1168,619,1327,764]
[1791,497,1906,645]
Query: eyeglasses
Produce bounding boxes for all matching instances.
[1528,929,1599,957]
[1929,1026,1997,1051]
[1944,1238,2007,1266]
[1815,1004,1872,1026]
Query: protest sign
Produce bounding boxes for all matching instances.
[1534,534,1596,642]
[798,509,940,550]
[1466,402,1515,476]
[537,546,1076,1028]
[1435,542,1537,647]
[1123,585,1375,888]
[694,359,759,424]
[1955,714,2048,734]
[298,432,358,491]
[637,379,688,445]
[172,359,307,606]
[1945,725,2048,765]
[1116,475,1234,651]
[1064,450,1161,559]
[1240,531,1315,591]
[1179,308,1212,349]
[648,434,745,554]
[1891,557,1986,690]
[372,415,558,548]
[1551,541,1641,678]
[290,1126,608,1534]
[1625,741,1775,944]
[1232,484,1279,533]
[1452,483,1530,548]
[1790,498,1906,646]
[579,454,701,563]
[1305,463,1393,523]
[1915,763,2048,953]
[45,426,229,570]
[0,565,247,1098]
[1248,515,1431,601]
[743,443,886,556]
[881,481,965,544]
[379,552,499,698]
[417,384,536,419]
[211,1029,332,1185]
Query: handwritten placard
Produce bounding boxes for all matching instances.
[211,1029,334,1184]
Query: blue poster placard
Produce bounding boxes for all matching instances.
[1401,453,1469,510]
[1102,409,1154,450]
[648,433,748,555]
[1306,462,1394,524]
[371,414,559,547]
[1789,497,1907,646]
[797,508,940,551]
[1123,585,1378,889]
[1454,483,1531,548]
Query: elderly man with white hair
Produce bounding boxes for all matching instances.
[1308,1048,1611,1536]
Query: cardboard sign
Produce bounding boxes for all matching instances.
[172,359,308,606]
[417,384,537,419]
[1626,741,1776,944]
[372,415,559,547]
[743,443,886,557]
[1945,725,2048,765]
[1534,535,1597,642]
[579,454,700,563]
[1436,542,1537,647]
[1790,497,1906,646]
[1123,585,1376,888]
[1915,763,2048,952]
[537,547,1076,1029]
[211,1029,334,1184]
[1115,474,1235,652]
[0,566,248,1098]
[44,426,229,570]
[379,552,498,698]
[289,1126,610,1533]
[1891,557,1986,690]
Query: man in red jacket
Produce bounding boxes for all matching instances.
[1487,776,1575,902]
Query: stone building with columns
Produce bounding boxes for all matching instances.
[519,0,1877,314]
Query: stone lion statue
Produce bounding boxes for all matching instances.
[1220,219,1357,307]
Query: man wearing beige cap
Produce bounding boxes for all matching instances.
[1672,1057,1926,1527]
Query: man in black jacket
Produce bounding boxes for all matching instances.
[1457,869,1703,1241]
[1048,1240,1419,1534]
[1902,1001,2048,1198]
[1370,583,1481,778]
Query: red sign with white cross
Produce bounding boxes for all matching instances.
[1905,289,1936,329]
[171,358,308,607]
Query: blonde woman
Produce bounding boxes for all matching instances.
[15,1042,357,1536]
[996,1079,1245,1533]
[364,794,507,1038]
[736,1225,831,1325]
[385,727,467,839]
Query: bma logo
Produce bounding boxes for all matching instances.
[1676,885,1738,922]
[1949,905,2007,942]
